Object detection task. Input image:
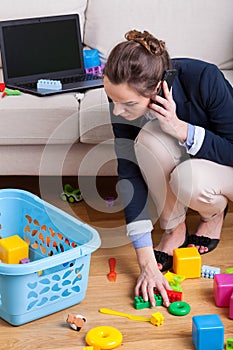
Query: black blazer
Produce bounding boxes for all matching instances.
[110,58,233,224]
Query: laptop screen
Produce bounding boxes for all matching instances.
[0,14,84,83]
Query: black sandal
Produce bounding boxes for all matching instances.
[187,204,228,255]
[154,228,189,272]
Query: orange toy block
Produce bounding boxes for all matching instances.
[0,235,29,264]
[173,247,201,278]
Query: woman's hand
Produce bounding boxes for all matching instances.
[135,246,171,307]
[150,81,188,142]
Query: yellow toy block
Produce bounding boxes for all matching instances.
[150,312,164,326]
[0,235,28,264]
[173,247,201,278]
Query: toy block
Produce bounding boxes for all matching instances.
[226,338,233,350]
[83,49,101,68]
[192,314,224,350]
[37,79,62,91]
[173,247,201,278]
[164,271,186,283]
[226,267,233,274]
[0,235,28,264]
[213,274,233,307]
[134,293,163,309]
[229,292,233,319]
[201,265,220,278]
[20,257,30,264]
[134,296,151,309]
[150,312,164,326]
[166,290,182,302]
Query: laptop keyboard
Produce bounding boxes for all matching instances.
[16,74,103,89]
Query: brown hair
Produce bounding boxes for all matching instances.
[104,30,171,97]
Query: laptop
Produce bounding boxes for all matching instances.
[0,14,103,96]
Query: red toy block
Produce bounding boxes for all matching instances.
[154,289,182,303]
[229,292,233,320]
[214,274,233,307]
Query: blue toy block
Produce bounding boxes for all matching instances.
[37,79,62,91]
[83,49,101,69]
[192,314,224,350]
[201,265,220,278]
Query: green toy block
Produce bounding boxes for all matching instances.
[134,294,163,309]
[226,338,233,350]
[226,267,233,274]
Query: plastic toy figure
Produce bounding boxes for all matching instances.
[61,184,83,203]
[66,313,86,331]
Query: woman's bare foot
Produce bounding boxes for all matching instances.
[154,221,187,270]
[188,210,225,254]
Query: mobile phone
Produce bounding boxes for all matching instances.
[150,69,177,105]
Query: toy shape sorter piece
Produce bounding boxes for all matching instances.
[173,247,201,278]
[60,184,83,203]
[0,235,28,264]
[192,314,224,350]
[213,273,233,307]
[201,265,220,278]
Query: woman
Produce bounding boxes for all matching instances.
[103,30,233,307]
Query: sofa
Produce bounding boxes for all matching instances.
[0,0,233,178]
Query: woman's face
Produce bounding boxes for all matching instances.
[104,76,150,121]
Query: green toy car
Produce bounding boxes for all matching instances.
[60,184,83,203]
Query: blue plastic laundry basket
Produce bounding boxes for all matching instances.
[0,189,101,326]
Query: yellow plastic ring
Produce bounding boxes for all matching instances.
[85,326,123,349]
[168,301,191,316]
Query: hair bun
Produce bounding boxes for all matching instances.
[125,29,165,56]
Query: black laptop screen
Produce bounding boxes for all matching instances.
[1,16,83,80]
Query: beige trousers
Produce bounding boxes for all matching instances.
[134,120,233,231]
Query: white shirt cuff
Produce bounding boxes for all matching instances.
[179,126,205,156]
[127,220,153,237]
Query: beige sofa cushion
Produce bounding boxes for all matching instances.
[84,0,233,70]
[79,88,114,144]
[0,68,80,145]
[0,0,88,67]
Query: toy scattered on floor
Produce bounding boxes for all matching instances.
[99,308,164,326]
[37,79,62,91]
[226,267,233,274]
[85,325,123,349]
[214,273,233,320]
[226,338,233,350]
[173,247,201,278]
[201,265,220,278]
[107,257,117,282]
[192,314,224,350]
[66,313,86,331]
[164,271,185,291]
[105,196,115,207]
[134,294,163,309]
[0,235,28,264]
[214,273,233,307]
[60,184,83,203]
[168,301,191,316]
